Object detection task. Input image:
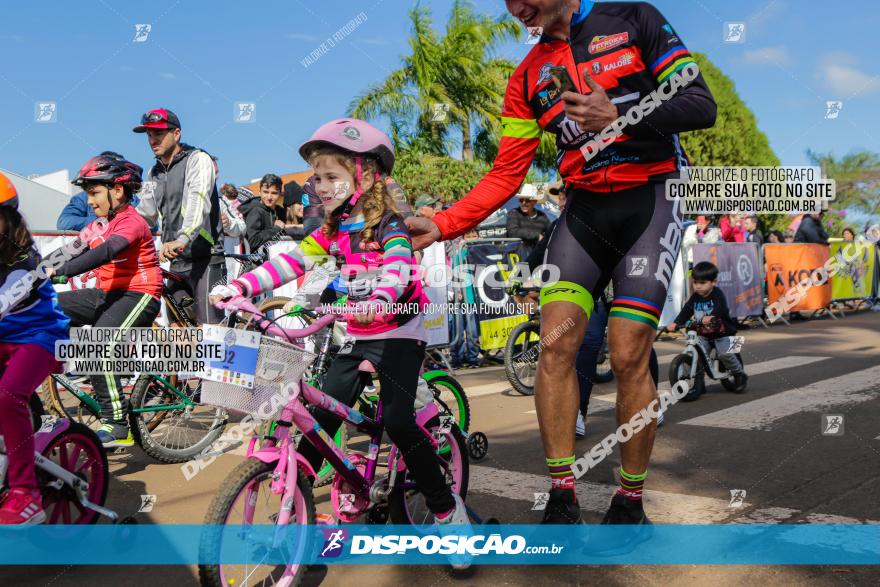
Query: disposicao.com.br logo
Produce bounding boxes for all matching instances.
[348,533,563,556]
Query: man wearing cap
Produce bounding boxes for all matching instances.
[133,108,224,323]
[415,194,442,219]
[506,183,550,255]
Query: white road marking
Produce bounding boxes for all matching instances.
[469,465,878,525]
[586,356,831,413]
[681,364,880,430]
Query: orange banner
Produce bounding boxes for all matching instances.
[764,244,831,311]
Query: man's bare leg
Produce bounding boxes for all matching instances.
[534,300,588,522]
[605,316,657,523]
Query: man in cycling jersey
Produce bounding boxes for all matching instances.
[408,0,716,527]
[53,153,163,447]
[133,108,224,324]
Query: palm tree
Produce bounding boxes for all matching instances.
[349,1,521,162]
[808,150,880,217]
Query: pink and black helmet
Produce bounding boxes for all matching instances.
[298,118,395,174]
[73,152,143,189]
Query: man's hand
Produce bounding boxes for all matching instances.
[274,219,286,229]
[405,216,442,251]
[701,315,713,324]
[160,240,186,262]
[561,72,619,134]
[667,322,678,331]
[221,214,230,229]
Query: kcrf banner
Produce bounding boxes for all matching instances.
[764,244,831,312]
[829,242,876,300]
[692,242,763,317]
[465,240,529,351]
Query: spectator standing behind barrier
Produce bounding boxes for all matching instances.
[243,174,287,250]
[842,227,855,242]
[783,230,795,243]
[448,229,482,369]
[133,109,225,324]
[218,184,246,238]
[682,215,721,264]
[744,215,763,246]
[794,211,829,244]
[766,230,783,244]
[720,214,745,242]
[415,194,442,219]
[506,183,549,256]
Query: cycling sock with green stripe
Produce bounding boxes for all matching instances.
[616,467,647,500]
[547,456,576,491]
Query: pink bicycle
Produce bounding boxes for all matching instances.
[198,298,469,587]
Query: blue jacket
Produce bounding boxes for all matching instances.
[57,192,95,231]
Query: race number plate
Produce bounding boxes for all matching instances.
[201,325,260,389]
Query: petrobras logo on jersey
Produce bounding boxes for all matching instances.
[588,32,629,54]
[350,533,528,555]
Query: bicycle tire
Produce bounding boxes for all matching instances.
[129,374,227,464]
[427,375,471,433]
[504,320,541,396]
[38,421,109,525]
[668,354,703,401]
[199,458,316,587]
[388,419,469,525]
[43,376,101,429]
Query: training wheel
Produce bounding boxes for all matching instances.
[467,432,489,461]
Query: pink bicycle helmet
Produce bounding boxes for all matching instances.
[299,118,395,174]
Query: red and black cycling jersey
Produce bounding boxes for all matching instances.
[58,205,163,299]
[433,0,716,239]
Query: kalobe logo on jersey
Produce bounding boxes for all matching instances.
[588,32,629,54]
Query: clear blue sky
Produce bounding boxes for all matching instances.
[1,0,878,186]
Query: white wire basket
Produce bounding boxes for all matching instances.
[201,336,316,420]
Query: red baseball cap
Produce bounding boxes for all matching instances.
[133,108,181,133]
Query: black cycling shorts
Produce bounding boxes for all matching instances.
[538,182,682,329]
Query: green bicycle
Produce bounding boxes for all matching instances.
[45,270,228,463]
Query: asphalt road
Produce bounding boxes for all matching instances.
[4,310,879,586]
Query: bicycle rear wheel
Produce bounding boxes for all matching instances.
[427,374,470,433]
[38,421,109,525]
[129,374,227,463]
[43,375,101,429]
[388,420,469,526]
[199,458,315,587]
[504,320,541,396]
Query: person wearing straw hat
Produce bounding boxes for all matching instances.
[506,183,550,255]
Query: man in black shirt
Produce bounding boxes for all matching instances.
[794,212,829,244]
[669,261,747,395]
[506,183,550,255]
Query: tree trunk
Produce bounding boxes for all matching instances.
[461,118,473,161]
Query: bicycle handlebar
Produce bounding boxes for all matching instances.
[216,297,337,341]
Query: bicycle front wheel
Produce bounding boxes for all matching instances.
[129,374,227,463]
[199,458,316,587]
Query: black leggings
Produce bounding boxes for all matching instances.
[58,289,160,434]
[297,337,456,514]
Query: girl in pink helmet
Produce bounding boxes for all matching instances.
[211,119,471,534]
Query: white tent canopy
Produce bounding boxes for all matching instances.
[0,168,73,233]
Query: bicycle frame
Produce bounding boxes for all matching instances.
[51,372,198,416]
[681,330,728,380]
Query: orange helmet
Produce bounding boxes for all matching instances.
[0,172,18,210]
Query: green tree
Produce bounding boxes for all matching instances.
[393,151,489,202]
[680,52,779,167]
[349,1,520,162]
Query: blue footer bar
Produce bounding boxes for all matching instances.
[0,525,877,565]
